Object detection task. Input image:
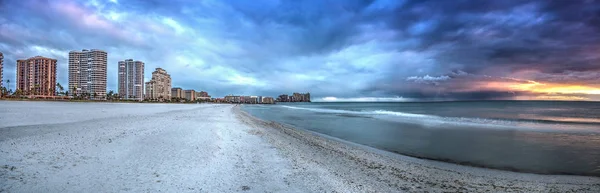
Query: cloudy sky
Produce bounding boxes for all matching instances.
[1,0,599,101]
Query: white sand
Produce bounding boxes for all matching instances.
[1,101,599,192]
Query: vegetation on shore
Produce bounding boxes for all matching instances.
[0,81,214,104]
[1,80,275,104]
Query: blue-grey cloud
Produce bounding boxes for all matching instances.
[1,0,599,100]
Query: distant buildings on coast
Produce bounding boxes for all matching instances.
[16,56,58,96]
[184,89,196,101]
[171,87,183,98]
[145,68,171,101]
[220,92,309,104]
[0,50,311,103]
[277,92,311,102]
[118,59,145,101]
[224,95,275,104]
[69,49,107,100]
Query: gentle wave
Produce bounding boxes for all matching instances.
[371,110,438,118]
[279,105,599,128]
[281,106,436,119]
[280,106,451,123]
[281,105,357,114]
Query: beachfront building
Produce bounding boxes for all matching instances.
[194,91,211,101]
[68,49,108,99]
[277,94,289,102]
[144,68,171,100]
[198,91,209,98]
[184,89,195,101]
[240,96,250,103]
[262,97,275,104]
[224,95,241,103]
[196,96,211,101]
[224,95,234,103]
[118,59,144,101]
[278,93,311,102]
[249,96,259,104]
[16,56,57,96]
[293,92,311,102]
[171,87,183,99]
[144,82,154,100]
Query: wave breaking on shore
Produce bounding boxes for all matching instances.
[235,106,600,192]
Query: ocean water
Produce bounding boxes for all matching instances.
[242,101,600,176]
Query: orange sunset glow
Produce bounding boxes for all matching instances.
[509,81,600,95]
[457,79,600,100]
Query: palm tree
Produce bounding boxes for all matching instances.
[6,79,9,92]
[107,90,114,100]
[56,82,64,95]
[14,89,23,97]
[71,86,77,98]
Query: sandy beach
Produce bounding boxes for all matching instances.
[1,101,599,192]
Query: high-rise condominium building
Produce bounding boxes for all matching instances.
[118,59,144,101]
[145,68,171,100]
[68,49,107,99]
[16,56,57,96]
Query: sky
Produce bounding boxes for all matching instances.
[0,0,599,101]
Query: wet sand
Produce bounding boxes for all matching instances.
[235,106,600,192]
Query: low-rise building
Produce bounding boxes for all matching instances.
[278,94,289,102]
[224,95,241,103]
[277,92,311,102]
[196,97,211,101]
[262,97,275,104]
[171,87,183,99]
[184,89,196,101]
[292,92,311,102]
[198,91,209,98]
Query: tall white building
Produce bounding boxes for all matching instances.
[68,49,107,99]
[145,68,171,100]
[118,59,144,101]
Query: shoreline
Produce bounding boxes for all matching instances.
[235,105,600,191]
[1,102,598,192]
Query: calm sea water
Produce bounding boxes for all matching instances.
[242,101,600,176]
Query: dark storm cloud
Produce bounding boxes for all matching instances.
[1,0,599,100]
[358,0,600,100]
